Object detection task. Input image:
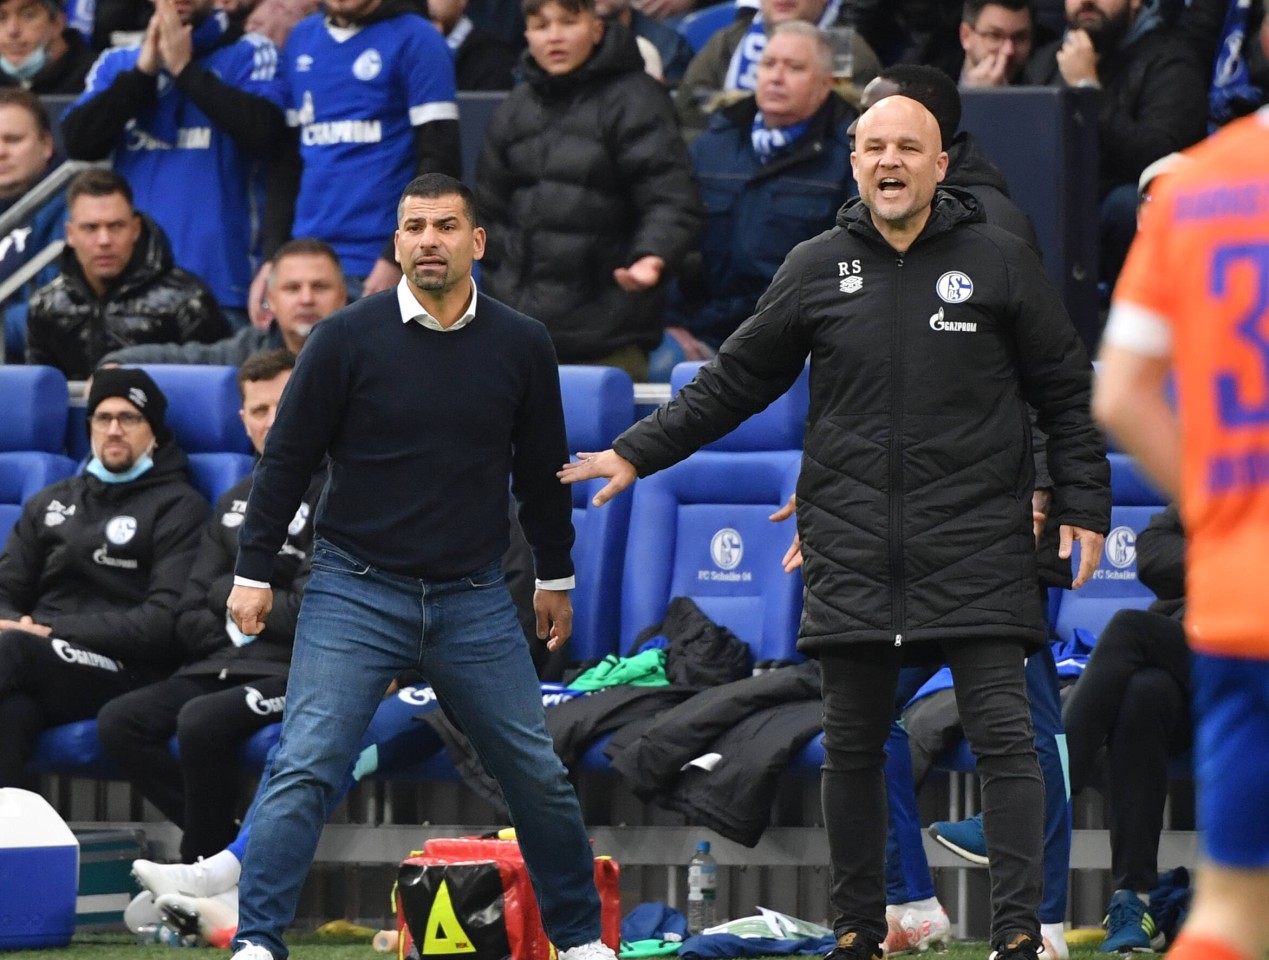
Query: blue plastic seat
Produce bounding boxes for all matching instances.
[28,720,119,779]
[135,365,252,455]
[669,361,809,452]
[619,450,804,663]
[186,452,256,504]
[558,365,636,663]
[131,365,255,503]
[1108,451,1166,507]
[0,365,70,453]
[0,366,77,537]
[678,1,736,52]
[0,452,77,541]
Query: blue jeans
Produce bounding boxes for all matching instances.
[232,540,602,959]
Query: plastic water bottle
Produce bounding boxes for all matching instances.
[135,924,194,947]
[686,840,718,935]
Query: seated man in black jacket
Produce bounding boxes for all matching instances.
[0,368,207,786]
[1061,504,1192,953]
[97,350,325,868]
[26,168,228,379]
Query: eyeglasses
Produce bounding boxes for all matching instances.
[969,25,1032,46]
[91,411,147,429]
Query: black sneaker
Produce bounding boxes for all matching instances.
[824,930,883,960]
[989,931,1044,960]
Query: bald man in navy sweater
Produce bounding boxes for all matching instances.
[225,173,617,960]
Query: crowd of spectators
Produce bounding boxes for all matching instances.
[0,0,1256,374]
[0,0,1264,953]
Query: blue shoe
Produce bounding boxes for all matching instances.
[927,813,987,865]
[1100,889,1165,953]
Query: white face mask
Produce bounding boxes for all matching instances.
[86,438,157,484]
[0,42,49,81]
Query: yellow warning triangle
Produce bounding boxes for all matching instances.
[421,880,476,955]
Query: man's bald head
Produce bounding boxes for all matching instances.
[854,94,944,151]
[850,95,948,249]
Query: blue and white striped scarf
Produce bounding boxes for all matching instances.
[723,0,841,93]
[751,111,810,163]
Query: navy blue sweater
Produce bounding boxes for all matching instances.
[235,289,575,583]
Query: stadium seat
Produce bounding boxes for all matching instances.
[678,1,736,52]
[1108,450,1166,507]
[186,452,256,505]
[0,452,78,541]
[670,361,809,451]
[0,366,77,544]
[0,365,70,453]
[135,365,252,455]
[558,365,636,663]
[28,720,119,779]
[30,717,284,781]
[619,449,804,663]
[616,362,808,663]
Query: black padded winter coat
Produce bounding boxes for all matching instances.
[476,22,702,362]
[26,215,227,379]
[614,190,1111,657]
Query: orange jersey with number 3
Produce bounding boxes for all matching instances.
[1113,110,1269,658]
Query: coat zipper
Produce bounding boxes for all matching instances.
[891,256,906,647]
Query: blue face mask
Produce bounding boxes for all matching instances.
[86,442,156,484]
[0,44,48,82]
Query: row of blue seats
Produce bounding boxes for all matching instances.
[3,362,1166,783]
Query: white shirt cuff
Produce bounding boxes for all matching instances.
[233,576,271,589]
[535,576,575,591]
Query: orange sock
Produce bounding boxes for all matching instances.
[1166,932,1252,960]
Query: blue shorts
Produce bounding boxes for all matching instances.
[1192,653,1269,868]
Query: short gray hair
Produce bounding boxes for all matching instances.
[767,20,833,76]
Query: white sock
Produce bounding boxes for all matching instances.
[203,849,243,895]
[1137,891,1150,905]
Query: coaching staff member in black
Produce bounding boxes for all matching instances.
[224,173,617,960]
[561,96,1111,960]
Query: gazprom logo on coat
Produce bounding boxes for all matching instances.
[710,528,744,570]
[936,271,974,303]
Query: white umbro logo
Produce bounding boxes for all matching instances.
[296,54,314,72]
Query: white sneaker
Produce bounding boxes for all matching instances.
[557,939,618,960]
[884,900,951,955]
[156,888,239,949]
[133,858,224,899]
[231,941,275,960]
[123,891,162,933]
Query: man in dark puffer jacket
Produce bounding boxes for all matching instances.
[563,95,1110,960]
[476,0,702,381]
[26,168,226,379]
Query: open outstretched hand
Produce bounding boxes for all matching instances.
[557,449,637,507]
